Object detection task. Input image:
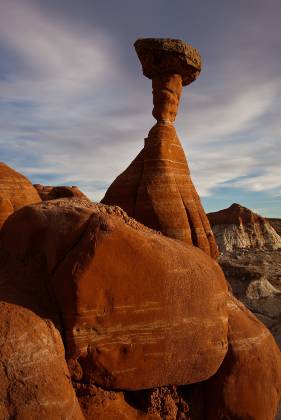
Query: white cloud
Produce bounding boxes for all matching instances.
[0,0,280,209]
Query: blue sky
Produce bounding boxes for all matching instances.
[0,0,280,216]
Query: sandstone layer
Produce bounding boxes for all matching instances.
[0,162,41,228]
[34,184,90,201]
[102,39,218,259]
[208,203,281,252]
[0,198,228,390]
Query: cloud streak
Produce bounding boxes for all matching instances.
[0,0,280,214]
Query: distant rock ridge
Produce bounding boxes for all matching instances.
[0,162,41,229]
[208,203,281,252]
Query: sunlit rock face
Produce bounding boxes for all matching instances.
[0,162,41,228]
[0,198,228,390]
[208,203,281,252]
[102,38,218,259]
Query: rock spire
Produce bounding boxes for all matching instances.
[102,38,218,258]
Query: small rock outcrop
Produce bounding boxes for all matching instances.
[0,162,41,228]
[34,184,90,201]
[102,38,218,259]
[208,203,281,252]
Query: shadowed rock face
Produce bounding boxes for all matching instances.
[102,39,218,259]
[208,203,281,252]
[0,162,41,228]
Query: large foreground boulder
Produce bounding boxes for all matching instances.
[0,198,229,390]
[0,162,41,228]
[0,198,281,418]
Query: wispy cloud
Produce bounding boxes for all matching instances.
[0,0,280,213]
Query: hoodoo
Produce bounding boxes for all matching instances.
[102,38,218,259]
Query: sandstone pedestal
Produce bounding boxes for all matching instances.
[102,38,218,258]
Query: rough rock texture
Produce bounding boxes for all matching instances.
[219,249,281,348]
[208,203,281,252]
[75,384,160,420]
[76,383,204,419]
[0,198,228,390]
[204,295,281,420]
[0,302,84,420]
[0,162,41,228]
[134,38,201,86]
[34,184,90,201]
[268,218,281,237]
[102,39,218,259]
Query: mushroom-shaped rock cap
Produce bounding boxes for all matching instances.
[134,38,201,86]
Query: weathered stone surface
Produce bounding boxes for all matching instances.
[268,217,281,237]
[102,39,218,259]
[76,384,160,420]
[0,302,84,420]
[204,295,281,420]
[218,248,281,349]
[0,162,41,228]
[0,198,229,390]
[208,203,281,252]
[134,38,201,86]
[34,184,90,201]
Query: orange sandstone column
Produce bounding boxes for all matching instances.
[102,38,218,259]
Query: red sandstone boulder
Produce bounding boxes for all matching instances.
[0,162,41,228]
[0,301,84,420]
[34,184,90,201]
[0,198,229,390]
[208,203,281,252]
[204,295,281,419]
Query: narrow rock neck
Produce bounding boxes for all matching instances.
[152,73,183,125]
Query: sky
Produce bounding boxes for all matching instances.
[0,0,280,217]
